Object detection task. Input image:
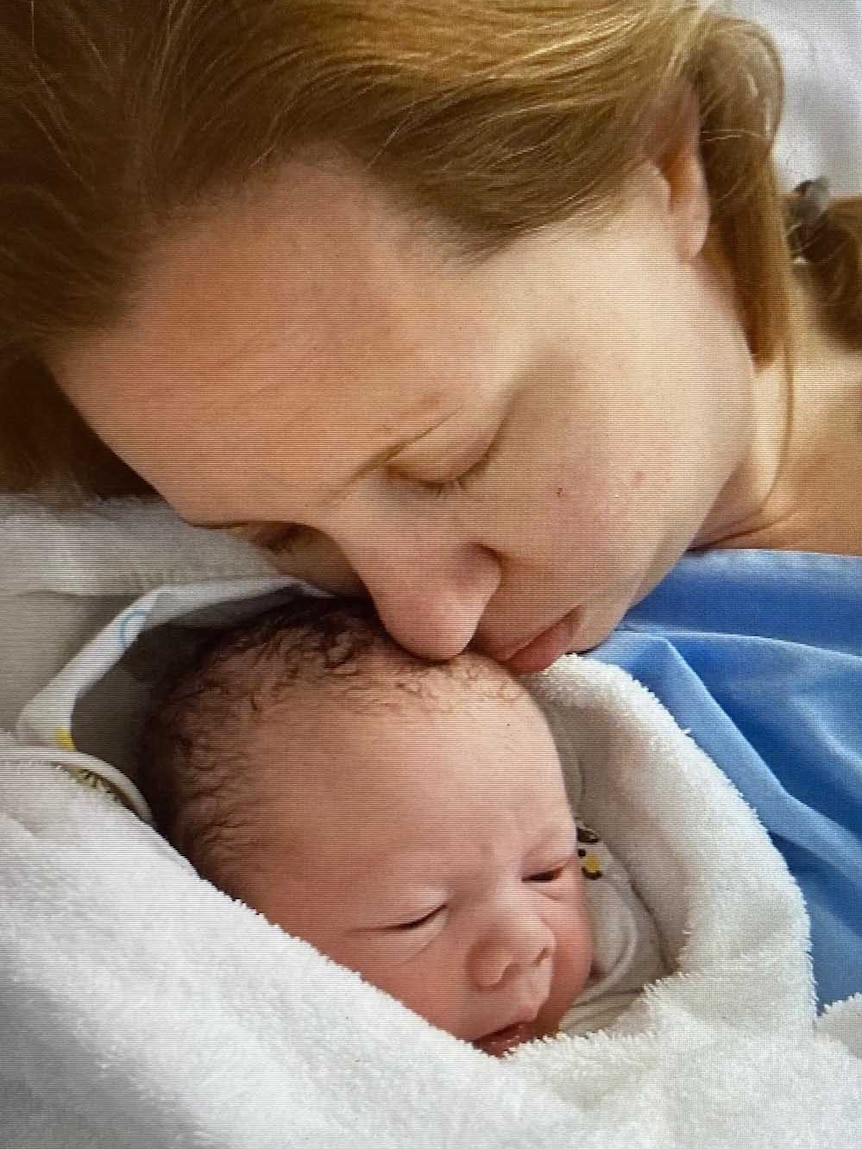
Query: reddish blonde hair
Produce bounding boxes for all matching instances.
[0,0,840,498]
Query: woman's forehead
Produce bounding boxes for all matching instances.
[128,157,473,361]
[109,167,513,406]
[54,163,511,516]
[61,152,619,417]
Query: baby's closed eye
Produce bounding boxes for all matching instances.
[528,866,566,883]
[526,853,576,884]
[389,905,446,931]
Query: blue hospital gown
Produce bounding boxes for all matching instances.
[588,549,862,1008]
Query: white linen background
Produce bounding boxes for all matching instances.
[733,0,862,194]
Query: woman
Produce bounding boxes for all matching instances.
[1,2,860,1001]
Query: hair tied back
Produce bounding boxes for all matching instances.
[787,177,831,260]
[785,176,862,346]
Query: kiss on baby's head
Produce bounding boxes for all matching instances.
[138,597,593,1055]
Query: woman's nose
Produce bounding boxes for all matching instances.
[340,534,502,661]
[469,907,556,990]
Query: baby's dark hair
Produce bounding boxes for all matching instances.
[138,595,527,900]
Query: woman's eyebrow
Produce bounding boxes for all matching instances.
[187,407,465,527]
[175,441,412,529]
[185,516,258,530]
[317,441,406,509]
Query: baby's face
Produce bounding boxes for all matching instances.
[244,692,593,1055]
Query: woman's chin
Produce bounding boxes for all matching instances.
[566,594,643,654]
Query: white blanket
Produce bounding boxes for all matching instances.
[1,498,861,1148]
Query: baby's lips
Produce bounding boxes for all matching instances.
[471,993,548,1056]
[473,1021,535,1057]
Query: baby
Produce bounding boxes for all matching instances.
[137,596,663,1055]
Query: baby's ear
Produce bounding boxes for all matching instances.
[646,89,711,263]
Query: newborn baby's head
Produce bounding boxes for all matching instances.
[139,597,593,1054]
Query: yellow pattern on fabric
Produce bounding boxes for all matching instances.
[57,766,125,810]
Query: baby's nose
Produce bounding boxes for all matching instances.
[470,912,555,989]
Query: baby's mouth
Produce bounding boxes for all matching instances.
[473,1020,537,1057]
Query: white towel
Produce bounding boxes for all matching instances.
[2,540,861,1146]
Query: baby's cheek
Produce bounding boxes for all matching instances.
[563,909,594,990]
[556,879,596,993]
[574,872,596,968]
[354,945,461,1031]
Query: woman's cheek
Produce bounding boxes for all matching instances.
[267,531,365,594]
[546,458,673,563]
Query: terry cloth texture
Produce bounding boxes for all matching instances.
[1,497,861,1147]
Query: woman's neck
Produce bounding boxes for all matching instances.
[699,285,862,556]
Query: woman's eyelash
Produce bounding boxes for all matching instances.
[403,437,502,498]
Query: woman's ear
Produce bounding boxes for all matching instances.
[649,91,711,263]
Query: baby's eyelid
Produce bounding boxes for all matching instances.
[527,855,575,883]
[389,905,445,931]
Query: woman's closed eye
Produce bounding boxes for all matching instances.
[389,435,502,499]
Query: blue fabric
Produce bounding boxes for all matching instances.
[588,549,862,1009]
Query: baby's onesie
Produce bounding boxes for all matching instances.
[561,820,667,1037]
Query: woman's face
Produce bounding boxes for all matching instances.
[54,151,760,671]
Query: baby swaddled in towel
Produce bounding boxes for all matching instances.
[4,570,861,1146]
[134,596,666,1055]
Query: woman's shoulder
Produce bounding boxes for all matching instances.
[595,547,862,1009]
[624,547,862,652]
[739,276,862,557]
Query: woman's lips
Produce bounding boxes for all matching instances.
[500,608,583,675]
